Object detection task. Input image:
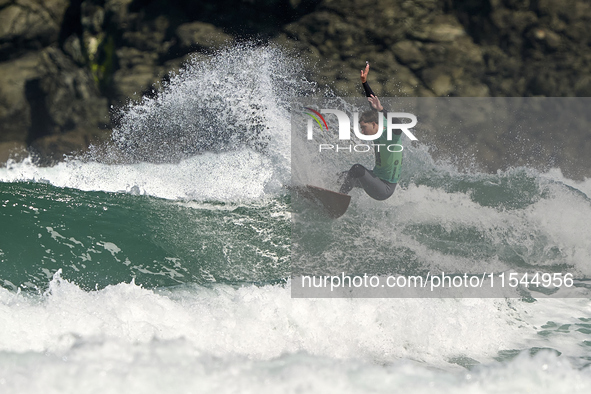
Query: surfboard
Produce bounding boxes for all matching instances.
[290,184,351,218]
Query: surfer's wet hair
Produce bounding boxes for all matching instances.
[359,110,379,124]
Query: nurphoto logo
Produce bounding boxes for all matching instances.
[304,107,418,153]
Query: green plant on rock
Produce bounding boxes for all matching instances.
[85,33,114,94]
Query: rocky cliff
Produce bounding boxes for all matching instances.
[0,0,590,177]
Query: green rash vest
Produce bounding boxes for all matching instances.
[372,115,403,184]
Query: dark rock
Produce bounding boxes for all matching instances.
[0,51,42,142]
[29,128,110,165]
[0,0,590,178]
[0,141,28,163]
[26,47,109,141]
[62,34,86,66]
[393,40,425,70]
[175,22,234,52]
[120,15,170,53]
[112,46,161,102]
[408,16,466,43]
[421,66,453,96]
[81,0,105,34]
[575,76,591,97]
[104,0,134,26]
[0,0,69,61]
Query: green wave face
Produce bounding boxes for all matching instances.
[2,164,590,292]
[0,182,291,290]
[292,165,591,279]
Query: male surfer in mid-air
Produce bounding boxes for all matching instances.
[338,62,403,201]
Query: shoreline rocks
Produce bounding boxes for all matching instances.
[0,0,590,179]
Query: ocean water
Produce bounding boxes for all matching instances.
[1,45,591,393]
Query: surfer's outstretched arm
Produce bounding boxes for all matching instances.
[360,63,385,111]
[360,63,374,97]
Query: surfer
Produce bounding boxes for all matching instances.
[338,62,403,200]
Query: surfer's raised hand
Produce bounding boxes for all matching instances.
[360,63,370,83]
[368,94,384,111]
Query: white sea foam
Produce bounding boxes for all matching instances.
[1,275,591,393]
[0,150,279,201]
[541,167,591,198]
[1,342,590,394]
[0,273,585,362]
[0,44,304,202]
[311,167,591,280]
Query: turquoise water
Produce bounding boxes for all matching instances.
[0,181,290,290]
[1,45,591,393]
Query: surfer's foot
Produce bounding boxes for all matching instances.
[339,180,353,195]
